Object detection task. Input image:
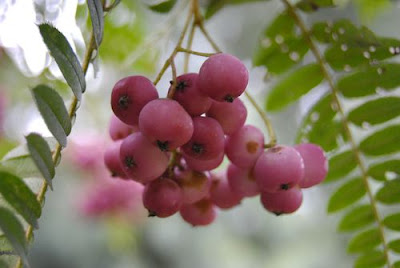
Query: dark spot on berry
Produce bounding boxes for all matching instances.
[192,143,204,155]
[176,80,188,92]
[273,211,283,216]
[157,140,169,151]
[124,156,137,169]
[111,171,118,177]
[118,95,130,110]
[280,183,290,190]
[224,95,234,103]
[148,210,157,217]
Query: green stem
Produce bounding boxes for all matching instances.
[177,47,215,57]
[15,31,97,268]
[183,22,196,72]
[281,1,391,267]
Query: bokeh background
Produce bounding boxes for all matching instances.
[0,0,400,267]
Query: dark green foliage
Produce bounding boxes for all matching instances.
[87,0,104,47]
[148,0,177,13]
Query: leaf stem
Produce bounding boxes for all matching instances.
[281,1,391,267]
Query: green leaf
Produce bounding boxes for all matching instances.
[148,0,177,13]
[26,133,55,189]
[39,23,86,99]
[0,171,41,229]
[32,85,71,147]
[324,150,357,183]
[266,64,324,111]
[0,155,41,178]
[388,239,400,253]
[348,97,400,127]
[354,250,385,268]
[337,64,400,98]
[347,228,381,253]
[394,261,400,268]
[360,125,400,156]
[376,179,400,204]
[327,177,366,213]
[296,0,335,12]
[383,213,400,231]
[0,207,28,267]
[87,0,104,47]
[0,235,18,267]
[338,204,374,232]
[369,160,400,181]
[205,0,268,19]
[263,11,295,38]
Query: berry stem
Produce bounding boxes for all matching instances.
[178,47,215,57]
[244,91,277,147]
[281,1,392,267]
[183,21,196,73]
[167,58,178,98]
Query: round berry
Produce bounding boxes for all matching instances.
[254,145,305,193]
[294,143,328,188]
[209,172,242,209]
[260,188,303,215]
[182,117,224,160]
[139,98,194,151]
[143,177,183,218]
[180,198,217,226]
[109,114,138,141]
[104,141,128,179]
[206,98,247,135]
[174,169,211,204]
[183,151,224,172]
[119,132,169,183]
[227,163,260,198]
[225,125,264,168]
[111,75,158,125]
[198,53,248,102]
[172,73,212,116]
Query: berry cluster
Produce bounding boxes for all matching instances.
[106,53,328,226]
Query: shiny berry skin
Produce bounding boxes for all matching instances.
[183,151,224,172]
[109,114,138,141]
[180,198,217,226]
[111,75,158,126]
[260,187,303,215]
[104,141,128,179]
[227,163,260,198]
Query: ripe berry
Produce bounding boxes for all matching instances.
[254,145,304,192]
[174,169,211,204]
[182,117,224,160]
[198,53,249,102]
[142,177,183,218]
[225,125,264,168]
[206,98,247,135]
[172,73,212,116]
[209,172,242,209]
[183,151,224,172]
[111,76,158,125]
[180,198,217,226]
[104,141,128,179]
[119,132,169,183]
[294,143,328,188]
[109,114,137,141]
[260,187,303,215]
[227,163,260,198]
[139,98,194,151]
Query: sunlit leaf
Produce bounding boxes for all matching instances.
[389,239,400,253]
[0,155,41,178]
[148,0,177,13]
[32,85,71,147]
[296,0,335,12]
[360,125,400,156]
[324,150,357,183]
[354,250,385,268]
[0,208,28,267]
[376,179,400,204]
[368,160,400,181]
[87,0,104,47]
[39,23,86,99]
[26,134,55,189]
[0,171,41,229]
[338,204,374,232]
[347,228,381,253]
[348,97,400,127]
[337,64,400,98]
[327,177,365,213]
[383,213,400,231]
[266,64,323,111]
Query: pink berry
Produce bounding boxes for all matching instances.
[254,145,305,192]
[104,141,128,179]
[183,151,224,172]
[174,169,211,204]
[227,163,260,198]
[142,177,183,218]
[180,198,217,226]
[198,53,249,102]
[182,117,225,160]
[260,188,303,215]
[225,125,264,168]
[109,114,138,141]
[119,132,169,183]
[206,98,247,135]
[294,143,328,188]
[209,172,242,209]
[111,75,158,126]
[172,73,212,116]
[139,98,194,151]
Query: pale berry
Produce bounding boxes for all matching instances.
[227,163,260,198]
[180,198,217,226]
[109,114,138,141]
[209,172,242,209]
[104,141,128,179]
